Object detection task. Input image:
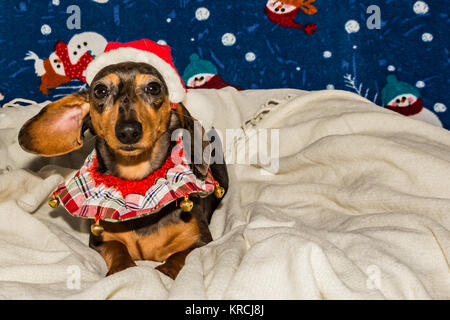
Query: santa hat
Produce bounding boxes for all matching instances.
[85,39,186,103]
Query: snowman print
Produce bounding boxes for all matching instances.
[24,32,107,94]
[186,73,216,88]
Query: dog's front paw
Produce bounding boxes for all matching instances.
[155,250,192,279]
[106,260,137,276]
[155,261,182,280]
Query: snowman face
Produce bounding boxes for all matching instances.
[67,32,108,64]
[187,73,215,87]
[266,0,297,14]
[387,94,418,107]
[49,52,66,76]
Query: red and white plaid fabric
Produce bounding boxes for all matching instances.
[54,140,216,222]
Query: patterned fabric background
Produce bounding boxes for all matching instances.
[0,0,448,127]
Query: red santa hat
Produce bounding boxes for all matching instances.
[85,39,186,103]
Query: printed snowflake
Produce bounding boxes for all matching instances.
[343,74,378,103]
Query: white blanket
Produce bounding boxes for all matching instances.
[0,88,449,299]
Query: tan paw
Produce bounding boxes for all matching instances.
[155,261,183,280]
[106,260,137,276]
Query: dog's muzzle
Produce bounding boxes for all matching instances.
[115,121,143,145]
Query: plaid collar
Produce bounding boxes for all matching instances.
[53,139,215,222]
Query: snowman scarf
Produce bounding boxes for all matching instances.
[55,41,93,83]
[385,98,424,116]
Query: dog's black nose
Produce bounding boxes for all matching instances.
[115,121,143,144]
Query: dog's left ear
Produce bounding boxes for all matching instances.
[175,104,211,179]
[18,91,90,156]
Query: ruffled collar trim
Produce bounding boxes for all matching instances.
[54,140,215,222]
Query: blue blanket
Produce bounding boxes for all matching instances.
[0,0,448,127]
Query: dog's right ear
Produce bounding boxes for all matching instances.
[18,91,90,156]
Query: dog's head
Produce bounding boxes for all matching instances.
[89,62,175,157]
[19,61,211,179]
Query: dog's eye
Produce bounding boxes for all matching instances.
[94,84,109,99]
[144,82,161,96]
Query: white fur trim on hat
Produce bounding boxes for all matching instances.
[85,47,186,103]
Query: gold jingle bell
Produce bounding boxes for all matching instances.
[214,183,225,199]
[48,194,60,208]
[180,196,193,212]
[91,219,104,236]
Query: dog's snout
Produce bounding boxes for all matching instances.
[115,121,143,144]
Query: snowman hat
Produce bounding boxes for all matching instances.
[382,75,421,106]
[182,53,218,85]
[85,39,186,103]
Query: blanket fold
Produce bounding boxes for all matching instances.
[0,88,449,299]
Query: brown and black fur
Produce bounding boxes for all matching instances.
[18,62,228,278]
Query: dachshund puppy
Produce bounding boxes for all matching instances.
[18,62,228,278]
